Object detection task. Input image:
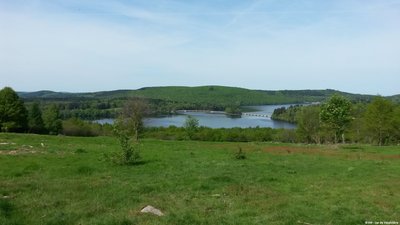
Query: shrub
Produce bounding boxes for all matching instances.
[234,147,246,160]
[111,116,142,165]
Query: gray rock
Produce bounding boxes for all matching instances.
[140,205,164,216]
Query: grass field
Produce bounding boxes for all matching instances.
[0,133,399,225]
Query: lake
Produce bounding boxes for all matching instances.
[96,104,296,129]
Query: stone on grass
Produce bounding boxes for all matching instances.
[140,205,164,216]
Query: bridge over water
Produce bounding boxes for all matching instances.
[176,110,269,118]
[176,110,225,114]
[241,113,269,118]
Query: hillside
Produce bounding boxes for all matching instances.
[389,94,400,103]
[18,86,377,105]
[18,90,79,99]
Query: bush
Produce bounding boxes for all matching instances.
[62,118,113,137]
[143,126,280,143]
[234,147,246,160]
[111,116,142,165]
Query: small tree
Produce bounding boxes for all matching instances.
[43,104,62,135]
[119,98,149,141]
[184,115,199,140]
[28,102,45,134]
[113,119,141,165]
[320,94,352,144]
[0,87,28,132]
[113,98,148,165]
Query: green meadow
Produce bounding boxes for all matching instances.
[0,133,399,225]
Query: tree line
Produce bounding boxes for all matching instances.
[2,86,399,145]
[0,87,62,134]
[274,95,400,145]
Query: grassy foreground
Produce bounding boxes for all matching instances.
[0,134,399,225]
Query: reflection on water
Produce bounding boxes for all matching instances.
[96,104,296,129]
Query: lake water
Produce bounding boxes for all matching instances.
[96,104,296,129]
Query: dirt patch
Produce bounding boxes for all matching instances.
[262,146,400,160]
[0,149,40,155]
[263,146,336,155]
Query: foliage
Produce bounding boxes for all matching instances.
[28,102,45,134]
[296,106,321,144]
[348,103,367,143]
[184,116,199,140]
[143,126,292,143]
[62,118,112,137]
[271,105,301,123]
[43,104,63,135]
[0,87,28,132]
[111,98,149,165]
[320,94,352,143]
[111,126,141,165]
[363,97,395,145]
[118,98,149,141]
[392,106,400,143]
[224,102,242,116]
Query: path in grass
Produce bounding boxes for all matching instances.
[0,133,399,225]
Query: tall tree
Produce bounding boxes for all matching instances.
[28,102,45,134]
[349,102,367,143]
[0,87,28,132]
[43,104,63,135]
[363,97,395,145]
[392,106,400,144]
[320,94,352,143]
[296,105,321,144]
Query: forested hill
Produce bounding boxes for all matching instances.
[388,94,400,103]
[18,86,379,105]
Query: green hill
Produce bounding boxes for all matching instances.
[18,90,78,99]
[388,94,400,103]
[18,86,377,106]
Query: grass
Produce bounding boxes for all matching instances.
[0,133,399,225]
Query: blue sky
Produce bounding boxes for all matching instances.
[0,0,399,95]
